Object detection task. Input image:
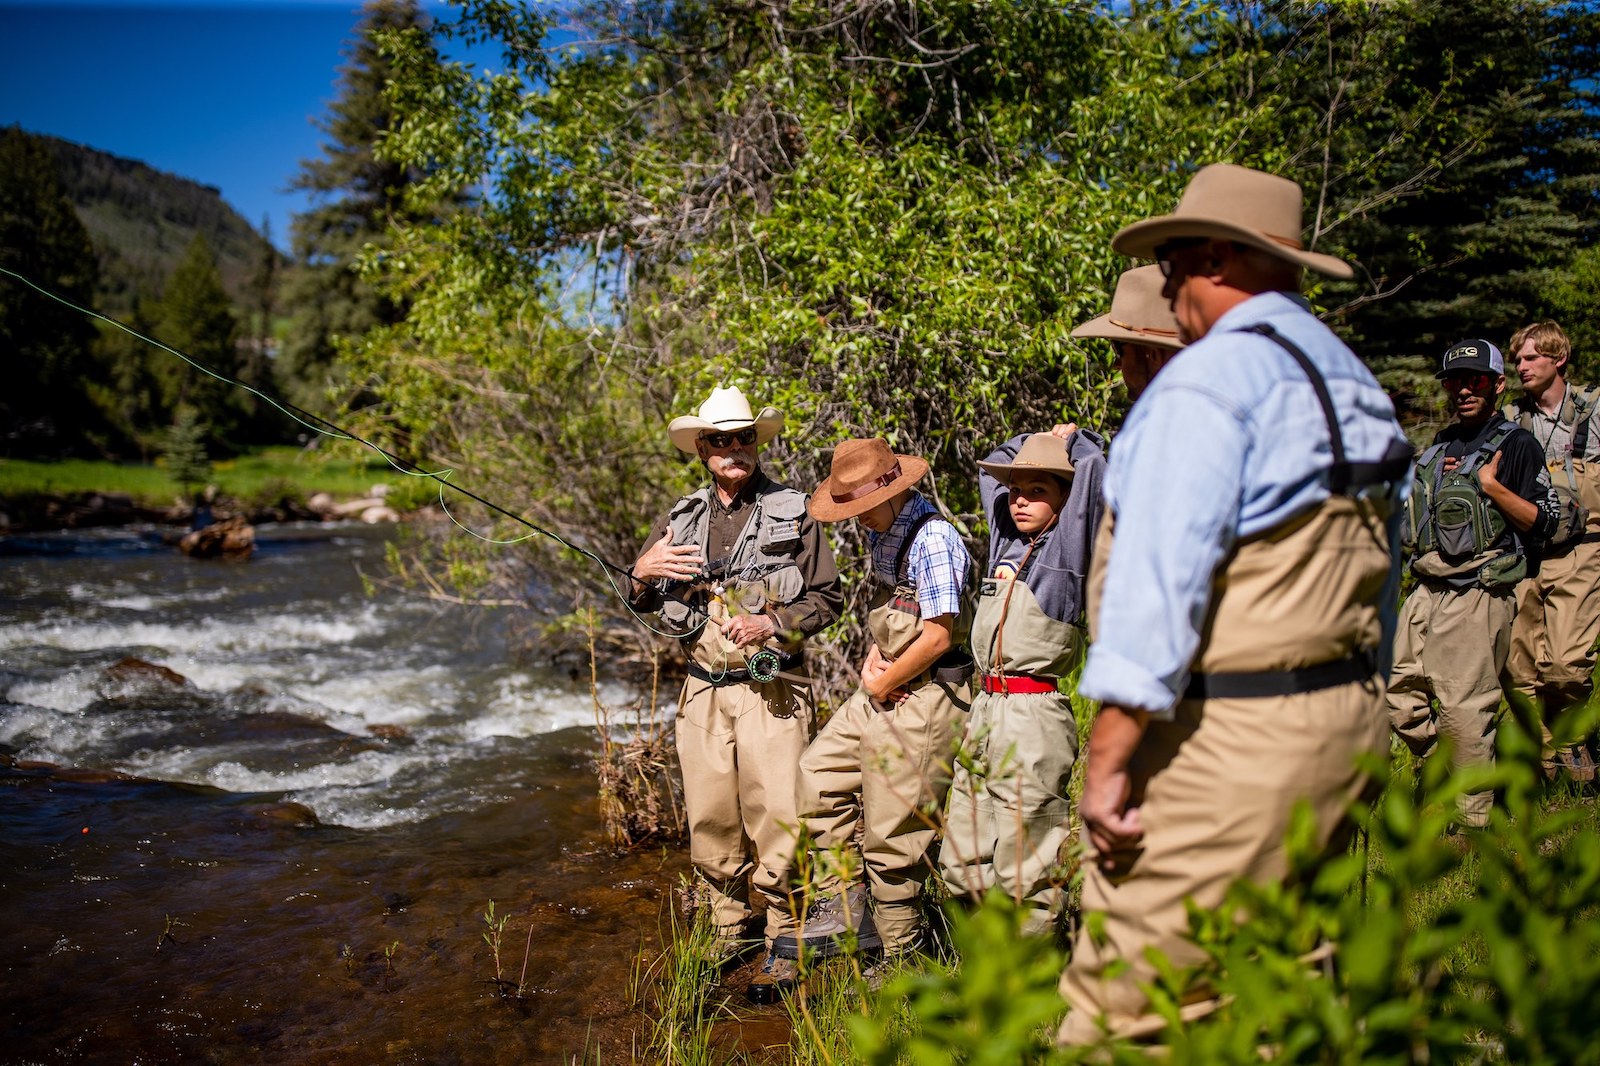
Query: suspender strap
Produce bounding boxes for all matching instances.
[1184,651,1375,701]
[893,511,944,583]
[1241,323,1412,493]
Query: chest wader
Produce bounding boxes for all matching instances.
[657,480,817,949]
[1064,322,1412,1043]
[1514,387,1600,548]
[828,514,975,956]
[941,561,1083,932]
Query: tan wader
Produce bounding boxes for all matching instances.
[795,585,971,951]
[1508,456,1600,774]
[1387,569,1515,826]
[677,598,816,941]
[1059,499,1392,1045]
[941,575,1082,935]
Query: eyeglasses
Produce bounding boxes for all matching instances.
[1155,237,1209,279]
[1442,372,1495,392]
[701,428,759,448]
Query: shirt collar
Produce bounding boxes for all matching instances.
[709,469,766,514]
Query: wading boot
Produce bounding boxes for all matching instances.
[746,951,798,1004]
[771,883,882,960]
[1559,745,1597,784]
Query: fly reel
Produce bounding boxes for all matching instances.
[747,648,782,682]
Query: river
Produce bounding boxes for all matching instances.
[0,522,696,1064]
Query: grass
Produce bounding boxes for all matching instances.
[0,445,404,510]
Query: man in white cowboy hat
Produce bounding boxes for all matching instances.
[1070,264,1185,403]
[773,437,975,973]
[629,385,843,1003]
[1058,164,1413,1044]
[940,426,1106,938]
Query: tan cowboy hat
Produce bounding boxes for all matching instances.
[809,438,929,522]
[977,432,1075,486]
[667,386,785,454]
[1070,266,1183,350]
[1111,163,1354,280]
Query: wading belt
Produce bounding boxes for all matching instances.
[1184,651,1375,701]
[1548,531,1600,556]
[686,650,806,686]
[981,673,1058,695]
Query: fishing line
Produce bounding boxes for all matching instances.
[0,265,715,637]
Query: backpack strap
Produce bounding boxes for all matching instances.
[1240,323,1413,494]
[1571,385,1598,456]
[894,511,944,584]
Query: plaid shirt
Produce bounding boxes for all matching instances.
[868,491,970,618]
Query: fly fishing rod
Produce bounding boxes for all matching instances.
[0,265,727,637]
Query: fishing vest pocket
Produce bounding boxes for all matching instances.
[1431,478,1495,562]
[1477,551,1528,590]
[1544,460,1589,549]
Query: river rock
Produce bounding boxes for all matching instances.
[360,506,400,524]
[178,515,255,560]
[307,492,336,516]
[104,657,190,688]
[250,801,320,828]
[367,723,412,742]
[331,497,387,517]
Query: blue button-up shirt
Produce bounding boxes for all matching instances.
[869,491,970,618]
[1078,291,1409,717]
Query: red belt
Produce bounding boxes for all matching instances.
[981,673,1058,695]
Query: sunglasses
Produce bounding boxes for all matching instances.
[1155,237,1209,279]
[1442,371,1495,392]
[701,427,759,448]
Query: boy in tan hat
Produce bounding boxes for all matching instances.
[629,385,843,1003]
[774,438,974,968]
[1059,164,1413,1044]
[1070,264,1185,402]
[940,427,1106,937]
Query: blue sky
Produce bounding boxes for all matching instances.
[2,0,491,251]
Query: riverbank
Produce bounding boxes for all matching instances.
[0,447,426,533]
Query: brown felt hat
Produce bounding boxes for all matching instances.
[808,438,929,523]
[977,433,1075,486]
[1070,266,1183,351]
[1112,164,1353,280]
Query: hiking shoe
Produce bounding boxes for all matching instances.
[1560,746,1597,783]
[746,951,798,1004]
[771,884,883,960]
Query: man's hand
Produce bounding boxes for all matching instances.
[1079,703,1151,873]
[722,612,777,648]
[1476,449,1503,491]
[1050,422,1079,441]
[632,533,704,586]
[860,644,909,704]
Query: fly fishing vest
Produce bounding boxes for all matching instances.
[656,480,809,671]
[1401,422,1527,589]
[1088,322,1412,701]
[1508,385,1600,549]
[869,512,976,687]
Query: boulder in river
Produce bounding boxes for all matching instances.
[178,515,255,560]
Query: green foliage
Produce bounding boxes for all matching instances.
[0,126,102,457]
[163,407,213,495]
[154,235,245,451]
[848,895,1067,1065]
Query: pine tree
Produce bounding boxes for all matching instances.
[0,127,101,457]
[279,0,443,412]
[155,235,243,450]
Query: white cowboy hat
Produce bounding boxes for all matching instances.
[667,386,785,454]
[1112,163,1354,280]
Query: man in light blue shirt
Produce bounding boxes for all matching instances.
[1059,164,1412,1045]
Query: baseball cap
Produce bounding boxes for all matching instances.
[1436,339,1504,379]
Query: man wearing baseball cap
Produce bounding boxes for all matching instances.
[1387,340,1559,827]
[629,385,844,1002]
[1059,163,1413,1044]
